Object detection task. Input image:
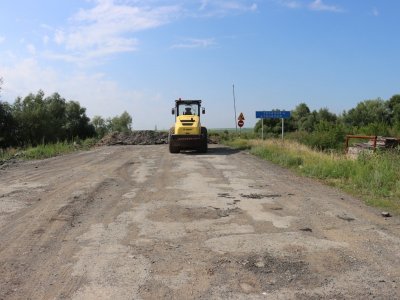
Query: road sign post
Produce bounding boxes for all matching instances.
[261,119,264,140]
[238,114,244,137]
[255,111,291,140]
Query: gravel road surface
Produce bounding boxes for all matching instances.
[0,145,399,299]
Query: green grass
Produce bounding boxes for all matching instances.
[0,138,98,162]
[225,138,400,214]
[0,148,18,161]
[223,138,253,150]
[22,142,76,160]
[208,129,258,144]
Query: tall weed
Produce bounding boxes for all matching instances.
[23,142,76,159]
[1,138,98,162]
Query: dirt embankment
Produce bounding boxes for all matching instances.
[96,131,169,146]
[97,130,219,147]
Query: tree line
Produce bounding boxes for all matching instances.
[0,87,132,148]
[254,95,400,150]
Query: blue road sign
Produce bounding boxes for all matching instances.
[256,111,291,119]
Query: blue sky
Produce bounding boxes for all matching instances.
[0,0,399,129]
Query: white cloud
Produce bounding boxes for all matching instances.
[27,44,36,55]
[220,1,257,11]
[54,30,65,45]
[199,0,209,11]
[278,0,301,9]
[372,7,379,17]
[4,51,17,61]
[0,0,261,130]
[45,36,140,66]
[195,1,258,16]
[0,58,170,129]
[171,38,216,49]
[277,0,344,12]
[309,0,343,13]
[0,36,5,44]
[43,35,49,45]
[40,0,258,63]
[1,59,58,99]
[47,0,181,62]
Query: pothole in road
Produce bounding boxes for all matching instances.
[217,193,236,199]
[240,193,282,199]
[243,254,309,279]
[206,253,315,294]
[147,205,241,222]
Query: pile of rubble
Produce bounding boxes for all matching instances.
[346,135,400,158]
[372,137,400,149]
[347,136,400,151]
[97,131,169,146]
[355,137,399,150]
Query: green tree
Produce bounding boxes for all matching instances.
[343,99,390,127]
[12,90,48,145]
[254,118,281,136]
[65,101,95,140]
[44,93,67,142]
[0,77,15,147]
[2,87,98,147]
[291,103,312,131]
[0,101,17,147]
[388,94,400,125]
[316,108,337,124]
[91,115,108,138]
[108,111,132,133]
[304,121,346,151]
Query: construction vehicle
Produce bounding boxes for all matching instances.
[169,98,207,153]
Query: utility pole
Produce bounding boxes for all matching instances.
[233,84,237,133]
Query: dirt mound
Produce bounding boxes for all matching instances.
[97,131,169,146]
[97,130,219,146]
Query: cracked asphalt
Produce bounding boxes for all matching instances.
[0,145,399,299]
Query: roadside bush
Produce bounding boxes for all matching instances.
[287,124,346,151]
[303,130,345,151]
[226,139,251,150]
[0,148,18,162]
[353,151,400,198]
[81,138,98,149]
[23,142,75,160]
[358,122,390,136]
[0,138,98,162]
